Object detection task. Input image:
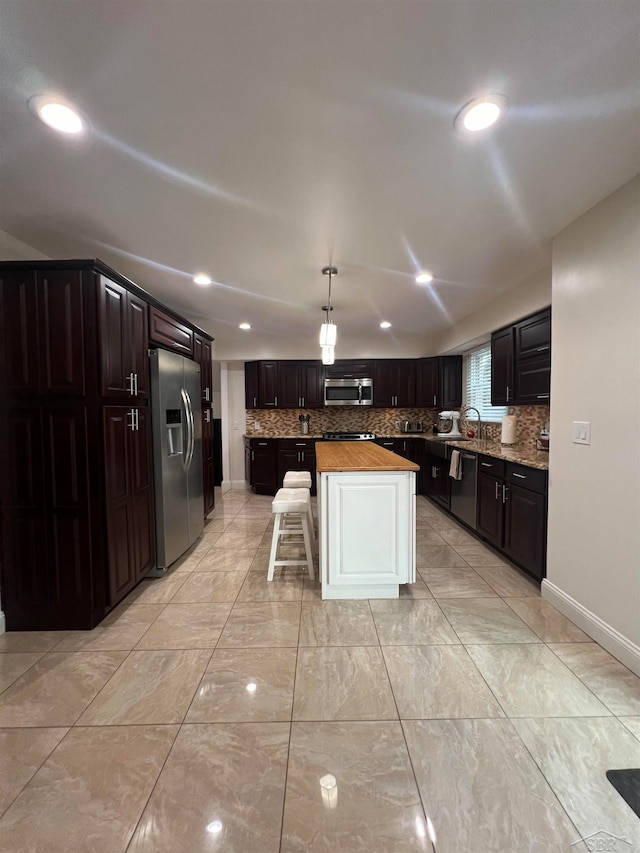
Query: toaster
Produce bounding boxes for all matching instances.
[400,421,423,434]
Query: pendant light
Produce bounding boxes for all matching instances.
[319,266,337,363]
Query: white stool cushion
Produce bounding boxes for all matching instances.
[283,471,312,488]
[272,487,310,515]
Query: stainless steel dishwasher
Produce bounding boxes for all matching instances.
[448,449,477,530]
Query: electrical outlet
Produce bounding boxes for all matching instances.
[572,421,591,445]
[233,421,239,431]
[254,421,261,430]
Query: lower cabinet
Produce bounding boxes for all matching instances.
[426,455,451,509]
[202,408,215,516]
[476,456,547,580]
[247,438,278,495]
[103,406,155,603]
[277,439,317,495]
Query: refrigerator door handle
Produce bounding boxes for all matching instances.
[181,388,195,471]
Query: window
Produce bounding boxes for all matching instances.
[464,344,508,423]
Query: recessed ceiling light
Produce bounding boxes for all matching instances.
[415,271,434,284]
[455,95,506,134]
[192,273,212,286]
[30,97,84,134]
[380,321,391,329]
[239,322,251,330]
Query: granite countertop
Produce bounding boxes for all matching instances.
[442,438,549,470]
[316,441,419,473]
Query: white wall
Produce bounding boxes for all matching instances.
[432,266,552,355]
[0,230,49,261]
[544,175,640,673]
[220,362,249,487]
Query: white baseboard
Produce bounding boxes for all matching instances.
[542,580,640,677]
[0,610,5,636]
[221,479,249,490]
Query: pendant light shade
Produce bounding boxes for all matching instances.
[319,321,337,347]
[319,265,338,361]
[321,346,335,365]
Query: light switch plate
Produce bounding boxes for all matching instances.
[572,421,591,445]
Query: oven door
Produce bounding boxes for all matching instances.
[324,378,373,406]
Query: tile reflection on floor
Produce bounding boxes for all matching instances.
[1,487,639,852]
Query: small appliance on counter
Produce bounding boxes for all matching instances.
[436,410,463,438]
[398,420,424,434]
[322,431,376,441]
[299,414,310,434]
[536,426,550,451]
[501,414,517,446]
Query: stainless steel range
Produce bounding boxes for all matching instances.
[322,431,376,441]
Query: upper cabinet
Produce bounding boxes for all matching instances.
[0,269,88,397]
[415,356,462,408]
[374,360,416,407]
[325,360,374,379]
[148,306,194,358]
[491,308,551,406]
[99,275,149,400]
[245,360,324,409]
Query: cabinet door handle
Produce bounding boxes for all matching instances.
[135,408,140,431]
[258,442,267,446]
[502,485,508,503]
[536,394,550,399]
[134,373,139,396]
[128,408,136,431]
[536,345,550,352]
[481,462,493,468]
[274,396,278,407]
[433,395,437,406]
[495,481,500,500]
[205,387,210,402]
[128,373,135,396]
[506,386,511,402]
[295,443,306,446]
[301,451,305,462]
[301,397,305,407]
[205,409,211,423]
[253,397,257,408]
[251,450,255,461]
[513,472,527,479]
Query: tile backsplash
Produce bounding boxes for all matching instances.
[246,404,550,447]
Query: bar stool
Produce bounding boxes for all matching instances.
[268,488,315,581]
[282,470,315,537]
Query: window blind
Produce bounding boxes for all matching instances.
[464,344,508,423]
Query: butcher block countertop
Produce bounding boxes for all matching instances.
[316,441,420,473]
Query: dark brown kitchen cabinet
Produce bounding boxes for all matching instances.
[324,360,374,379]
[248,438,278,494]
[99,275,149,400]
[149,305,194,357]
[277,439,317,495]
[0,269,87,398]
[194,334,215,516]
[103,406,155,602]
[416,356,462,408]
[259,361,279,407]
[374,360,416,407]
[245,361,259,408]
[490,327,514,405]
[426,455,451,509]
[476,456,547,580]
[0,259,214,630]
[491,308,551,406]
[282,362,322,409]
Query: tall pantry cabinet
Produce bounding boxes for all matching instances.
[0,260,214,630]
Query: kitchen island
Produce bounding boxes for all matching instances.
[315,441,419,599]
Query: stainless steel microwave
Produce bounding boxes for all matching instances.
[324,378,373,406]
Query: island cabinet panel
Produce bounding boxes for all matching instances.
[318,469,416,599]
[149,305,194,357]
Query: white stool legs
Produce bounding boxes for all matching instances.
[267,488,315,581]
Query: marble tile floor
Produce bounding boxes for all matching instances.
[1,487,639,852]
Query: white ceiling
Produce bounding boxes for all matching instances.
[1,1,638,359]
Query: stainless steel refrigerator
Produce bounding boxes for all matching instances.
[150,349,204,573]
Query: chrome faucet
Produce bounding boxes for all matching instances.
[460,406,483,442]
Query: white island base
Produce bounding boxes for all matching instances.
[317,468,417,599]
